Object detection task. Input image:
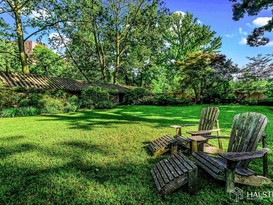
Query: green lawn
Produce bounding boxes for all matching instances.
[0,105,272,204]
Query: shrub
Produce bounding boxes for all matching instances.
[0,107,40,117]
[95,101,115,109]
[18,107,41,116]
[41,98,64,114]
[0,108,20,117]
[0,90,22,107]
[124,88,151,104]
[152,94,180,106]
[81,86,110,108]
[241,99,259,105]
[63,103,78,113]
[135,95,155,105]
[68,95,81,108]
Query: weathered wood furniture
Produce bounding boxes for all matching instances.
[151,152,197,195]
[172,107,223,154]
[148,107,222,157]
[148,135,175,157]
[188,136,207,153]
[192,112,272,193]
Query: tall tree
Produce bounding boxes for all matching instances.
[177,53,238,103]
[230,0,273,46]
[151,11,222,93]
[0,0,75,74]
[59,0,168,84]
[163,12,222,62]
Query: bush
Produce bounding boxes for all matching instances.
[0,90,22,107]
[0,108,20,117]
[241,99,259,105]
[63,103,78,113]
[68,95,81,108]
[124,88,151,104]
[81,86,111,109]
[0,107,41,117]
[18,107,41,116]
[95,101,115,109]
[152,94,180,106]
[41,98,64,114]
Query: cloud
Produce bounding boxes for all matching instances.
[239,27,248,35]
[30,9,49,20]
[225,34,234,38]
[252,17,271,27]
[239,37,247,45]
[265,41,273,47]
[48,32,70,53]
[172,11,186,16]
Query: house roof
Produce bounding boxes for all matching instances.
[0,71,131,93]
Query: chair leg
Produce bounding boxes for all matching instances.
[216,120,223,150]
[225,161,236,193]
[188,167,198,194]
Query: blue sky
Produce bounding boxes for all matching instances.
[164,0,273,67]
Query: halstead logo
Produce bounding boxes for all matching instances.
[229,187,273,202]
[230,187,244,202]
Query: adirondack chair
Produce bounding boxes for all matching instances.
[171,107,223,154]
[192,112,272,193]
[148,107,222,157]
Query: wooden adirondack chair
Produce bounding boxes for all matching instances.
[171,107,223,154]
[192,112,272,193]
[148,107,222,157]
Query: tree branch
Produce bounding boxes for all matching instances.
[24,20,68,42]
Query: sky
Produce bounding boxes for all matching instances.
[164,0,273,67]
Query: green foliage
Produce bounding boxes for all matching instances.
[0,107,41,118]
[152,94,181,106]
[81,86,113,109]
[0,40,20,72]
[40,97,64,114]
[124,88,151,104]
[0,89,22,108]
[177,53,238,103]
[164,12,222,62]
[95,101,115,109]
[30,44,67,77]
[0,107,20,117]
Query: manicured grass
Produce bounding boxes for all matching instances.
[0,105,272,204]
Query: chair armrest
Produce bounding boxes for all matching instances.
[219,148,270,162]
[170,124,198,129]
[187,129,220,135]
[203,135,229,139]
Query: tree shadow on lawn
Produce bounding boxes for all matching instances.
[36,106,209,131]
[0,141,233,204]
[0,142,35,158]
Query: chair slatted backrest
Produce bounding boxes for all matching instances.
[228,112,268,168]
[198,107,220,131]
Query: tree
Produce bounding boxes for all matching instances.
[163,12,222,62]
[234,54,273,98]
[0,0,75,74]
[0,39,20,72]
[58,0,168,84]
[30,44,67,77]
[230,0,273,46]
[177,53,238,103]
[151,11,222,93]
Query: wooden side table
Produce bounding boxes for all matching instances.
[188,136,207,152]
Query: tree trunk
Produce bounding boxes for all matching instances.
[114,34,120,84]
[14,8,29,74]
